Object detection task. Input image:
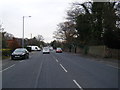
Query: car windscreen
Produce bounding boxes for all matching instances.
[57,48,62,50]
[14,49,25,53]
[43,47,49,51]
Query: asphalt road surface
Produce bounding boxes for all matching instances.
[1,51,119,89]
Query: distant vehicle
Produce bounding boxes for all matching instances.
[11,48,29,60]
[42,47,50,54]
[49,46,53,51]
[56,48,62,53]
[27,46,41,51]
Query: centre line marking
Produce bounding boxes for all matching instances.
[60,64,67,72]
[73,80,83,90]
[56,59,59,62]
[51,55,59,62]
[0,64,15,72]
[19,60,24,62]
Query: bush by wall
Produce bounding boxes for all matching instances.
[2,49,12,57]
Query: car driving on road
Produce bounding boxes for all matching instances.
[42,47,50,54]
[11,48,29,60]
[56,48,62,53]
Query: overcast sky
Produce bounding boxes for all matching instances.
[0,0,87,42]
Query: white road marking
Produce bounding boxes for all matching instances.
[51,55,59,62]
[60,64,67,72]
[34,59,43,88]
[56,59,59,62]
[73,80,83,90]
[19,60,24,62]
[107,64,120,69]
[0,64,15,72]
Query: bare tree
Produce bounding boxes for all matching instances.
[36,35,44,41]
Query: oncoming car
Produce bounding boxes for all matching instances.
[11,48,29,60]
[42,47,50,54]
[56,48,62,53]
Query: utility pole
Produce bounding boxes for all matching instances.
[31,33,32,39]
[30,33,32,45]
[22,16,24,48]
[22,16,31,48]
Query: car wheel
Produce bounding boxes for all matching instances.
[23,56,26,59]
[11,57,14,60]
[27,55,29,59]
[25,55,27,59]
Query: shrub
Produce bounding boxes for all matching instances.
[2,49,12,57]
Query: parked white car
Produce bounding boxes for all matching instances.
[27,46,41,51]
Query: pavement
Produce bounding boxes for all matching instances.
[66,51,119,69]
[79,53,119,69]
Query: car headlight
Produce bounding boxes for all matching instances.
[12,53,14,55]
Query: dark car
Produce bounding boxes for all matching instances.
[11,48,29,60]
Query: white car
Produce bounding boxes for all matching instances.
[27,46,41,51]
[42,47,50,54]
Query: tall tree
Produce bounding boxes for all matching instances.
[54,1,120,50]
[36,35,44,42]
[74,2,93,45]
[67,1,120,48]
[103,2,120,49]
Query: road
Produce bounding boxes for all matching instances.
[1,51,119,89]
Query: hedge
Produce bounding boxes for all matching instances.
[2,49,12,57]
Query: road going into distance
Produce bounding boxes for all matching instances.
[2,51,119,89]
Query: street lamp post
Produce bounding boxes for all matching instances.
[22,16,31,48]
